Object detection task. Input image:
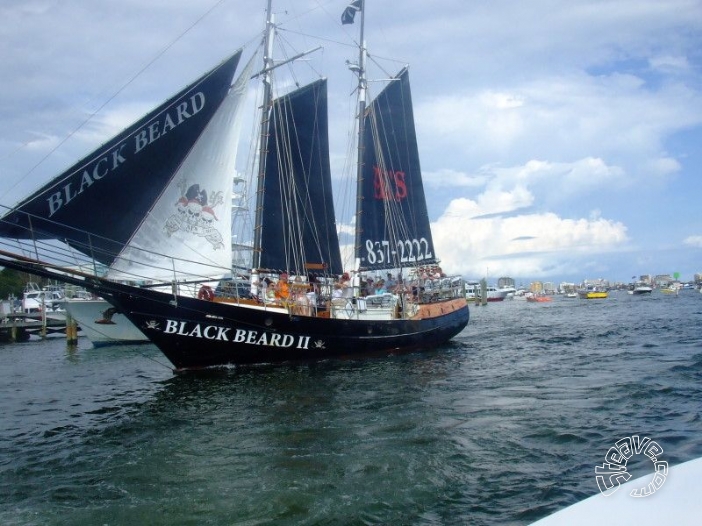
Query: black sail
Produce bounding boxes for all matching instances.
[357,68,437,271]
[259,79,343,276]
[0,51,242,266]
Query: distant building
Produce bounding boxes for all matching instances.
[582,278,610,289]
[559,282,577,293]
[530,281,544,293]
[543,282,555,294]
[497,277,515,288]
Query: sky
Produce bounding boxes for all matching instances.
[1,0,702,285]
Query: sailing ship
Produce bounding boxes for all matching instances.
[0,1,469,369]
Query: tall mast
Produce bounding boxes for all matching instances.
[352,3,367,272]
[252,0,275,270]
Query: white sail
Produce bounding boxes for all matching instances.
[107,57,254,285]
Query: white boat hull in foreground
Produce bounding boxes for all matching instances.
[531,456,702,525]
[64,299,147,346]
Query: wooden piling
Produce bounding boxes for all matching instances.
[65,312,78,346]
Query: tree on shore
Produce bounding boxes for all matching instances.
[0,268,30,300]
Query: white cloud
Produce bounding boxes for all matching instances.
[483,157,628,204]
[432,193,629,278]
[22,132,61,153]
[472,186,534,216]
[419,72,702,172]
[683,235,702,248]
[423,168,487,188]
[71,103,152,147]
[641,156,681,178]
[649,55,690,73]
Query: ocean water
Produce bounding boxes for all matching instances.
[1,290,701,525]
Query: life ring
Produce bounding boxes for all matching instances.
[198,285,214,301]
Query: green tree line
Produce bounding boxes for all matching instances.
[0,268,32,300]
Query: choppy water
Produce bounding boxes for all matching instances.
[1,290,701,525]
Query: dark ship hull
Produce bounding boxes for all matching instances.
[101,283,469,369]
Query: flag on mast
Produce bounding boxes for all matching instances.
[341,0,363,25]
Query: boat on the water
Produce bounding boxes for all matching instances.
[531,456,702,525]
[465,283,510,302]
[628,283,653,295]
[578,287,609,299]
[526,293,552,303]
[21,282,65,313]
[0,1,469,370]
[63,298,148,346]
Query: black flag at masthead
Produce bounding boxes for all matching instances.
[341,0,363,24]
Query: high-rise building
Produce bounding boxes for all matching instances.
[497,277,515,288]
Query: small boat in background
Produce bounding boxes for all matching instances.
[628,283,653,295]
[465,283,510,302]
[526,293,552,303]
[578,286,608,299]
[22,283,65,313]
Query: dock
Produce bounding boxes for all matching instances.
[0,312,80,343]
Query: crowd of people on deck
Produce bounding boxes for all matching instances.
[248,266,448,310]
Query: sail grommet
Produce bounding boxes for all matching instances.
[198,285,214,301]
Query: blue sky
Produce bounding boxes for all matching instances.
[1,0,701,284]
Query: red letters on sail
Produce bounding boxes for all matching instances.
[373,166,407,201]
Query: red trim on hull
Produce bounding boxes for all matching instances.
[104,286,470,369]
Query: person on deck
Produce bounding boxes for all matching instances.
[363,278,374,297]
[274,273,290,302]
[375,279,387,295]
[339,272,354,298]
[339,272,351,287]
[250,278,259,301]
[261,277,274,302]
[385,273,397,291]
